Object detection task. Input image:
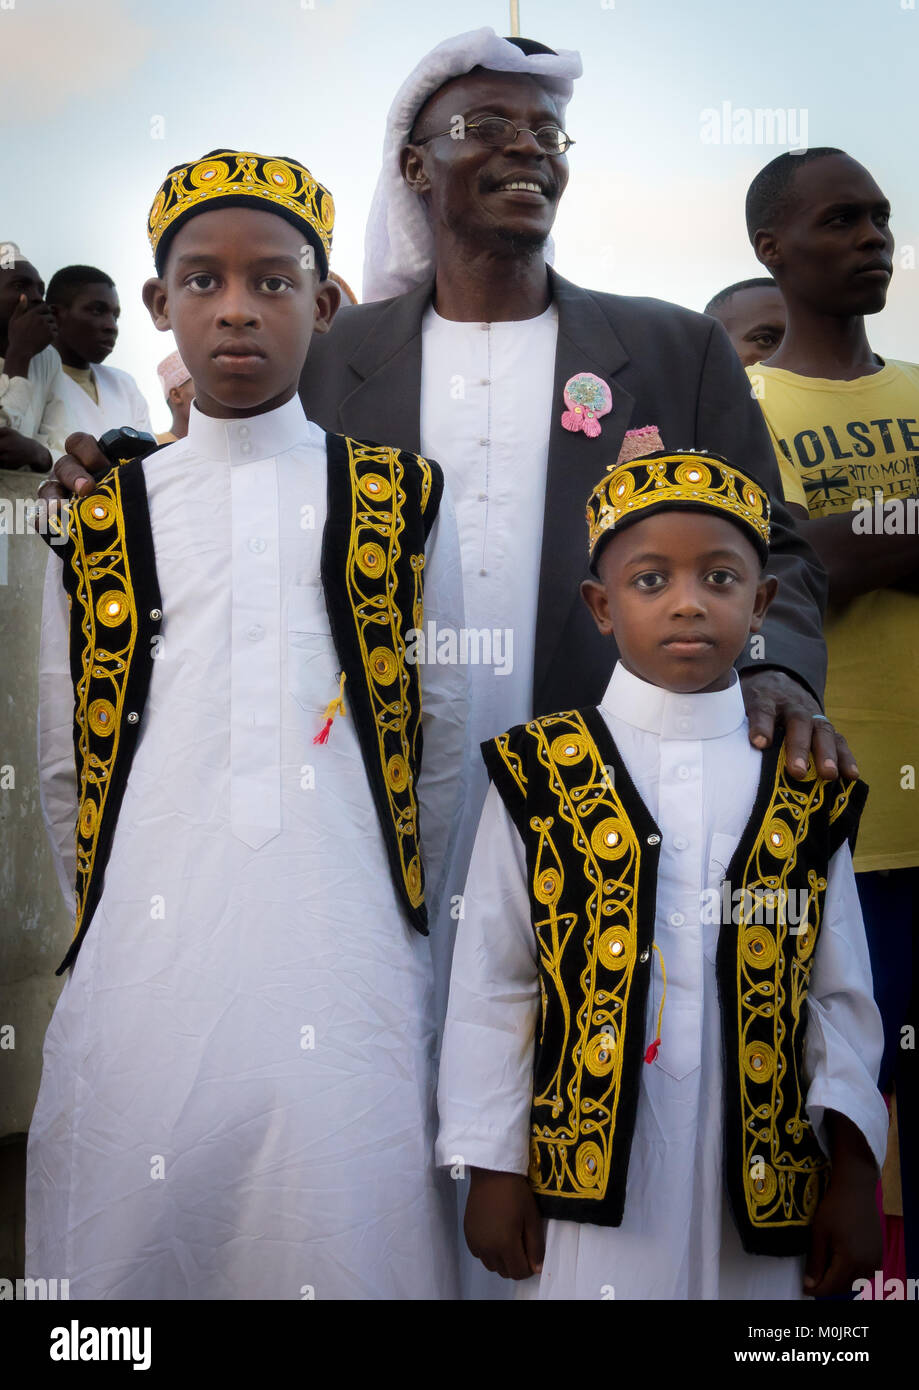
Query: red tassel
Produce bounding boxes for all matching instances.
[644,1038,661,1064]
[313,718,333,746]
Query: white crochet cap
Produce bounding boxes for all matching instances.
[0,241,24,269]
[362,28,582,302]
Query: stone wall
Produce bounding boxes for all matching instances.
[0,469,72,1142]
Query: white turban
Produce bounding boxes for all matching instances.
[0,241,24,269]
[362,27,582,303]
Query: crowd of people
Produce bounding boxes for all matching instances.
[2,26,914,1303]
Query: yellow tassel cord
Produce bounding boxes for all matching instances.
[313,671,347,745]
[644,942,667,1063]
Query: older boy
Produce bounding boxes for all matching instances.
[31,150,466,1300]
[437,449,887,1299]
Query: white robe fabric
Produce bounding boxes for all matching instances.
[0,344,70,459]
[30,395,468,1300]
[55,361,153,440]
[419,302,557,1009]
[436,662,889,1300]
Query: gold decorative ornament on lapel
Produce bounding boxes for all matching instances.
[561,372,613,437]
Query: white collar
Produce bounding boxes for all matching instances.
[599,661,746,741]
[423,301,558,331]
[185,394,315,465]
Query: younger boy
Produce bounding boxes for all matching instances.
[437,449,887,1299]
[46,264,153,436]
[31,150,466,1300]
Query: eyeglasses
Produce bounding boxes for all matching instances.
[413,116,574,156]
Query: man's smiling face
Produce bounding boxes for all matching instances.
[402,69,570,255]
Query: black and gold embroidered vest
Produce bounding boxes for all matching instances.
[43,432,443,974]
[483,708,867,1256]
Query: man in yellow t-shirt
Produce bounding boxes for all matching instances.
[745,147,917,1276]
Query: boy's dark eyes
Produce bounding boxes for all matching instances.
[631,569,738,589]
[183,273,294,293]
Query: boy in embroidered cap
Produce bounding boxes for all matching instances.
[437,447,887,1300]
[30,150,467,1299]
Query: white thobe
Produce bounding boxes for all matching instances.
[436,661,889,1300]
[419,303,558,986]
[419,303,558,1298]
[55,361,153,440]
[30,395,467,1300]
[0,344,70,458]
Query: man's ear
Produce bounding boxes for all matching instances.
[311,277,341,337]
[753,228,781,273]
[750,573,779,632]
[399,144,431,196]
[142,277,170,331]
[580,576,615,636]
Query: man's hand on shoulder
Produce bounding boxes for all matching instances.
[739,667,859,781]
[464,1167,545,1281]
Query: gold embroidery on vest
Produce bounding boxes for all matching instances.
[734,748,830,1232]
[69,478,138,943]
[344,438,425,907]
[492,731,527,800]
[494,712,642,1202]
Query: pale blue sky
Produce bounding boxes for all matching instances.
[3,0,916,430]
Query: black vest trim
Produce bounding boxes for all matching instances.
[717,743,868,1255]
[44,462,163,974]
[484,711,868,1252]
[317,433,442,935]
[484,708,661,1225]
[44,433,444,970]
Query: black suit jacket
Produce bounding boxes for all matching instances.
[301,269,828,715]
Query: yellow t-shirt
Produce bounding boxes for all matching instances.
[747,360,919,871]
[61,363,99,405]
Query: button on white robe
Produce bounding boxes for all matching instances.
[419,304,557,1000]
[30,396,467,1300]
[436,662,888,1300]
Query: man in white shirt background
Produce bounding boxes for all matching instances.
[0,244,68,469]
[46,264,153,438]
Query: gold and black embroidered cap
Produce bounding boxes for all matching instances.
[586,449,771,573]
[147,149,334,278]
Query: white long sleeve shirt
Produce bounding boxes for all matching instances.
[0,344,70,460]
[437,661,888,1300]
[31,395,468,1300]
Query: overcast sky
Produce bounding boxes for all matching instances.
[3,0,916,431]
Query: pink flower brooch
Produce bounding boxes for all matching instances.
[561,372,613,438]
